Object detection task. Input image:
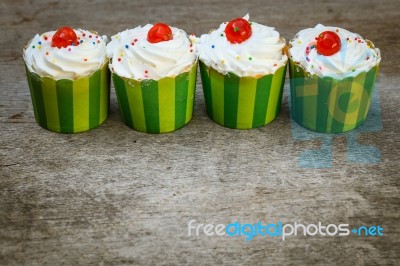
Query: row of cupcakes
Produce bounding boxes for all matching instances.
[23,14,381,134]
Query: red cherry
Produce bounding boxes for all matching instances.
[316,31,341,56]
[52,27,79,48]
[147,23,173,43]
[224,18,252,44]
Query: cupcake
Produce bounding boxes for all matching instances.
[107,23,198,134]
[198,14,288,129]
[23,27,109,133]
[289,24,381,133]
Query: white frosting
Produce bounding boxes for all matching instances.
[23,29,108,80]
[198,14,287,77]
[289,24,381,79]
[106,24,197,80]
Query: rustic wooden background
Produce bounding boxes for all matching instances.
[1,0,399,265]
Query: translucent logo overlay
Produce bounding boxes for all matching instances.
[188,219,384,241]
[286,83,382,168]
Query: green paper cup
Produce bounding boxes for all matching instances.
[288,58,379,133]
[199,61,287,129]
[112,63,197,134]
[25,63,110,133]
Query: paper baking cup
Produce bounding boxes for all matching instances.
[112,63,197,134]
[288,59,379,133]
[199,61,287,129]
[25,63,110,133]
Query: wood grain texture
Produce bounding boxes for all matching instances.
[1,0,399,265]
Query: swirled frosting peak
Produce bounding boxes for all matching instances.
[289,24,381,79]
[198,14,288,77]
[106,24,198,80]
[23,29,108,80]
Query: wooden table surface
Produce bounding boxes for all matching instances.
[1,0,399,265]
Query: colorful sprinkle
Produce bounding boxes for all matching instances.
[131,42,135,46]
[306,57,310,62]
[211,45,215,48]
[134,38,138,42]
[145,70,148,74]
[89,35,92,38]
[80,40,83,43]
[93,42,96,45]
[68,48,71,51]
[82,33,86,37]
[236,55,240,60]
[32,45,35,49]
[44,36,48,41]
[220,33,224,37]
[118,58,121,62]
[84,58,88,62]
[45,52,49,56]
[273,63,277,67]
[125,44,129,48]
[190,49,193,52]
[366,56,370,60]
[97,40,100,43]
[38,41,42,45]
[248,57,252,61]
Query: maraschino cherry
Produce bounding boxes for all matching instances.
[316,31,341,56]
[52,26,79,48]
[147,23,173,43]
[224,18,252,44]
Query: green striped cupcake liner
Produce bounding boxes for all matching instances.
[112,63,197,134]
[288,58,379,133]
[199,61,287,129]
[25,63,110,133]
